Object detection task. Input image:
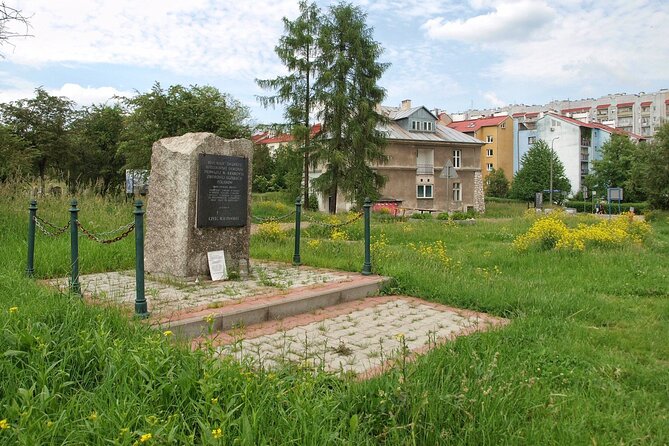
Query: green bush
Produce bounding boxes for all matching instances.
[565,201,649,214]
[409,212,432,219]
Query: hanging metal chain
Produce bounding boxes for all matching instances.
[251,210,296,224]
[76,220,135,244]
[34,216,70,237]
[305,212,363,228]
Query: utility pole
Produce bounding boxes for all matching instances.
[550,136,559,206]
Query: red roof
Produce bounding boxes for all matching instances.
[512,112,526,117]
[640,101,652,107]
[561,107,590,114]
[596,103,610,109]
[525,112,539,118]
[255,124,322,145]
[547,113,640,138]
[447,116,509,133]
[617,102,634,107]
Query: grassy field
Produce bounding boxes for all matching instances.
[1,190,668,444]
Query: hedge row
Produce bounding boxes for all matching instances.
[564,201,649,214]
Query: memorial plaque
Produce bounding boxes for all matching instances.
[197,154,248,227]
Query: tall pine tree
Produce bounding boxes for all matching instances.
[313,2,389,213]
[256,1,320,205]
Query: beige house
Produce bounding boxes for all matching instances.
[313,100,485,213]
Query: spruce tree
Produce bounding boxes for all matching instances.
[313,2,389,213]
[256,1,320,205]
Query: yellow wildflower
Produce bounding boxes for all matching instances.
[140,433,152,442]
[8,307,18,314]
[88,411,98,421]
[204,314,215,324]
[211,398,218,404]
[163,330,173,337]
[0,419,9,429]
[212,428,223,439]
[46,421,54,428]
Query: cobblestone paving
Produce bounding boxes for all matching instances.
[47,261,354,317]
[216,296,506,378]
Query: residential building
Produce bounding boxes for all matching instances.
[447,116,514,184]
[521,113,644,196]
[451,89,669,137]
[252,124,322,156]
[312,100,486,213]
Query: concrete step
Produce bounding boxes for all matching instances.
[156,274,391,339]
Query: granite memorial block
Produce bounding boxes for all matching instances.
[145,133,253,278]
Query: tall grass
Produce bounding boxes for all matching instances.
[1,188,668,444]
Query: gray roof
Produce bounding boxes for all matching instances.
[378,105,482,144]
[378,122,482,144]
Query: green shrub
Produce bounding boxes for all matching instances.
[565,201,649,214]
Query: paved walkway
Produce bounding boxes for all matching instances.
[47,261,355,318]
[205,295,507,379]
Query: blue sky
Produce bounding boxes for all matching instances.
[2,0,668,125]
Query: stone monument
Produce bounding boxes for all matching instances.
[145,133,253,278]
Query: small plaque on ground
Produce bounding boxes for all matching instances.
[207,250,228,281]
[197,154,248,227]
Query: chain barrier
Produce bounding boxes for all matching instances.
[34,216,70,237]
[76,220,135,244]
[305,212,363,228]
[251,210,296,224]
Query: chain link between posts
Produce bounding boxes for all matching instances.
[76,220,135,244]
[305,212,363,228]
[34,216,70,237]
[251,210,296,224]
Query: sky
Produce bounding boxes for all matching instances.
[1,0,668,126]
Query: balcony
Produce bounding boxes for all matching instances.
[581,139,591,147]
[416,164,434,175]
[617,108,633,118]
[581,154,589,161]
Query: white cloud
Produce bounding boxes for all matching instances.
[8,0,297,78]
[423,1,556,43]
[0,81,132,107]
[423,0,669,86]
[483,91,506,107]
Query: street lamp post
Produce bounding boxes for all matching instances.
[550,136,559,206]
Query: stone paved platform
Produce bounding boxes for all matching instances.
[206,295,507,379]
[47,261,357,318]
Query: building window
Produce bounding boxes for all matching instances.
[452,183,461,201]
[486,135,493,143]
[486,163,493,172]
[412,121,418,130]
[528,136,536,144]
[486,148,494,157]
[453,150,461,168]
[500,122,506,129]
[417,184,433,199]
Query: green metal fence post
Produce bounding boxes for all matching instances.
[362,197,372,275]
[69,199,81,295]
[26,200,37,277]
[293,197,302,266]
[134,200,149,318]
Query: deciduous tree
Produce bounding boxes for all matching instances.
[0,87,75,191]
[590,133,645,202]
[634,123,669,209]
[119,83,250,169]
[485,168,509,198]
